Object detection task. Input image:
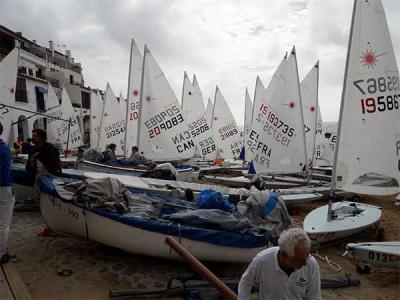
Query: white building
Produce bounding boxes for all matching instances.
[0,25,92,144]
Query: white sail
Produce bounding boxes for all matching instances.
[138,46,195,161]
[89,90,103,148]
[124,38,143,156]
[318,122,337,166]
[0,48,18,143]
[97,83,126,155]
[181,72,194,117]
[205,98,213,125]
[251,76,266,123]
[246,48,307,174]
[211,86,243,159]
[191,74,207,116]
[334,0,400,196]
[313,103,325,166]
[243,87,253,161]
[301,62,319,165]
[47,85,83,150]
[181,73,217,159]
[119,93,127,117]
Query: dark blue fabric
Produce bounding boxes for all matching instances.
[39,177,268,248]
[197,189,235,213]
[248,161,256,175]
[176,165,191,170]
[262,192,279,217]
[0,139,12,186]
[239,146,245,161]
[39,176,57,194]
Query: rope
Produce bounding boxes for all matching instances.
[312,250,342,272]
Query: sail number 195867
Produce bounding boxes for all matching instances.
[354,76,400,114]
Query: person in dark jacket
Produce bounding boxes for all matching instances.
[21,138,34,155]
[26,129,61,176]
[26,129,61,201]
[0,122,17,263]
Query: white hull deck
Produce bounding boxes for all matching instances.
[304,201,382,243]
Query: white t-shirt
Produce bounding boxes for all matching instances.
[238,246,321,300]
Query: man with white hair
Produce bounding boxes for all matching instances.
[238,228,321,300]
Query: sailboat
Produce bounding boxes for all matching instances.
[137,45,195,161]
[0,48,19,143]
[301,62,320,166]
[205,98,213,125]
[246,48,308,174]
[46,84,83,151]
[123,38,143,158]
[97,83,126,155]
[211,86,243,159]
[89,89,103,148]
[304,0,400,243]
[181,72,217,160]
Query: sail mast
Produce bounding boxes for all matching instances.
[136,45,148,153]
[123,39,134,159]
[328,0,357,221]
[310,61,320,166]
[292,46,309,169]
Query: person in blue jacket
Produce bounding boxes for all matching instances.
[0,122,17,263]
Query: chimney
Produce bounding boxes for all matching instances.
[65,49,71,62]
[16,32,22,36]
[49,40,54,57]
[32,39,37,44]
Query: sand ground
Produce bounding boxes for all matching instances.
[6,194,400,299]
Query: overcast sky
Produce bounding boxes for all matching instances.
[1,0,399,125]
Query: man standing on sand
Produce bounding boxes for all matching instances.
[0,122,17,263]
[238,228,321,300]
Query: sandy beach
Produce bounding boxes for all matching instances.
[6,194,400,300]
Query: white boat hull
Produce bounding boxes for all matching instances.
[303,201,382,243]
[346,242,400,269]
[40,193,267,263]
[78,160,193,182]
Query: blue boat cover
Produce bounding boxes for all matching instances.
[197,189,235,213]
[39,176,268,248]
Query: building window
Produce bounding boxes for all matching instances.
[28,68,33,76]
[70,75,74,84]
[36,67,45,80]
[16,78,28,102]
[35,86,46,112]
[81,91,90,109]
[18,66,27,75]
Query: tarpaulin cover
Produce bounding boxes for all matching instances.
[39,176,268,248]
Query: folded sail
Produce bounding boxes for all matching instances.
[90,90,103,148]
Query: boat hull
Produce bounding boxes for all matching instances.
[303,201,382,243]
[40,193,267,263]
[346,242,400,269]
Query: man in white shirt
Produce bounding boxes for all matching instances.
[238,228,321,300]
